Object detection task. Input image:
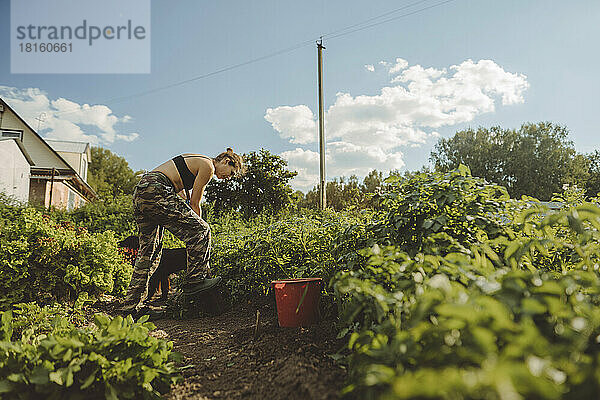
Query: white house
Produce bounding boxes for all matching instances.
[0,97,97,209]
[0,138,34,202]
[46,139,91,183]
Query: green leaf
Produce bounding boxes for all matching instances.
[348,332,360,349]
[435,304,478,323]
[6,373,24,383]
[107,316,123,335]
[29,366,50,385]
[80,370,97,389]
[531,281,563,296]
[504,241,521,260]
[105,383,119,400]
[65,368,74,387]
[49,371,63,385]
[470,326,497,353]
[93,313,110,328]
[457,164,471,176]
[521,298,547,314]
[0,380,13,393]
[296,285,310,314]
[0,310,13,341]
[422,219,434,229]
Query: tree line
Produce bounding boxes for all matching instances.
[87,121,599,218]
[430,122,600,200]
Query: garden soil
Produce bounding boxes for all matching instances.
[150,298,348,400]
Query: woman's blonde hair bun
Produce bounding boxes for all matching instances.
[215,147,246,176]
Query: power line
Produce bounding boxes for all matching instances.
[321,0,432,38]
[324,0,458,41]
[50,0,458,118]
[53,39,315,116]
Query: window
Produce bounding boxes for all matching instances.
[1,130,23,140]
[68,190,75,211]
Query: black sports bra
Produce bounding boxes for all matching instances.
[171,155,213,190]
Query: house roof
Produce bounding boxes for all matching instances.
[0,98,72,171]
[45,139,90,154]
[30,167,97,202]
[0,97,97,201]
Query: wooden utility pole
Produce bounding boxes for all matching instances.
[48,168,56,209]
[317,38,326,210]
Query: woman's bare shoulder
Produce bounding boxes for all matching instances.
[184,154,214,174]
[182,154,212,162]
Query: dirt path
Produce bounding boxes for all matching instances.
[153,299,347,400]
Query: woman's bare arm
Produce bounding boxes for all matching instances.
[189,159,214,217]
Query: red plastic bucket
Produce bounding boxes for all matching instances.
[272,278,322,327]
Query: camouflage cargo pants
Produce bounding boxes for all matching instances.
[121,171,211,311]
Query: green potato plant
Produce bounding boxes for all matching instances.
[332,167,600,399]
[0,309,182,400]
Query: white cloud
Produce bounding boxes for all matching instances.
[265,58,529,191]
[364,64,375,72]
[281,143,405,192]
[280,148,320,190]
[264,105,316,144]
[116,133,139,142]
[388,57,409,74]
[327,141,405,176]
[0,86,140,145]
[391,64,445,83]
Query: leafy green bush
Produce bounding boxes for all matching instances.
[211,209,375,301]
[56,194,136,236]
[336,249,600,399]
[6,296,92,341]
[333,190,600,398]
[0,192,26,221]
[371,165,508,256]
[0,308,181,399]
[0,207,132,309]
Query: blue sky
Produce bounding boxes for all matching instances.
[1,0,599,191]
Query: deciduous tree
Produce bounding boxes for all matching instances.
[430,122,585,200]
[88,147,141,200]
[205,149,297,218]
